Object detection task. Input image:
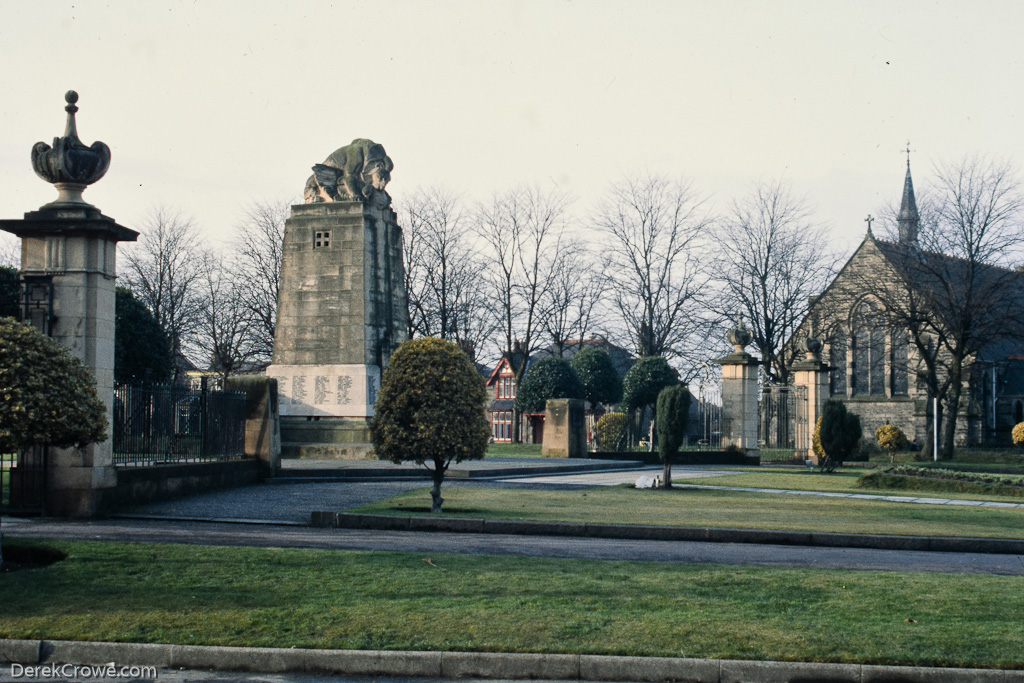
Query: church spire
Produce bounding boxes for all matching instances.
[897,142,919,246]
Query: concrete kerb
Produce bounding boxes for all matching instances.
[315,511,1024,555]
[4,640,1024,682]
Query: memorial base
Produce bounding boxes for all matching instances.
[280,416,376,460]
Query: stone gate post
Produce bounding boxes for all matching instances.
[791,336,830,464]
[714,317,760,463]
[0,92,138,516]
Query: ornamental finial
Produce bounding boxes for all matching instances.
[726,311,752,351]
[31,90,111,208]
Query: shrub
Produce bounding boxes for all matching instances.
[115,288,173,385]
[514,356,584,414]
[596,412,628,451]
[622,356,678,412]
[656,385,691,488]
[1013,422,1024,447]
[622,356,678,450]
[0,317,107,454]
[570,347,622,409]
[875,423,909,464]
[371,337,489,512]
[812,415,825,462]
[818,399,862,473]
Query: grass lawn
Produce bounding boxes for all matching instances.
[2,538,1023,669]
[353,485,1024,539]
[485,443,543,458]
[680,467,1024,502]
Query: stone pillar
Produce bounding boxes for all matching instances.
[266,142,408,460]
[0,91,138,516]
[541,399,586,458]
[791,336,831,464]
[224,376,282,475]
[714,318,760,462]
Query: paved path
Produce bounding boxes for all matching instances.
[5,517,1024,576]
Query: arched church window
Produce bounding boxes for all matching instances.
[829,330,847,395]
[891,328,909,395]
[852,301,886,396]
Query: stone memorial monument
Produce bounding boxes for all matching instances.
[266,139,409,458]
[0,91,138,515]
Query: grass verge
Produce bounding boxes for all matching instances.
[485,443,543,458]
[353,485,1024,538]
[1,538,1022,669]
[681,467,1024,503]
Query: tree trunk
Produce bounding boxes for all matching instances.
[647,407,656,453]
[662,458,672,489]
[941,392,960,461]
[430,460,447,513]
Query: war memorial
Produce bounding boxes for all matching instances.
[265,139,409,459]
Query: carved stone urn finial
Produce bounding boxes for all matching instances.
[31,90,111,208]
[726,311,752,352]
[800,334,823,360]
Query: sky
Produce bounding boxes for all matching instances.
[2,1,1023,258]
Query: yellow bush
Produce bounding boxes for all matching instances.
[812,415,824,462]
[596,412,628,451]
[1013,422,1024,447]
[876,423,909,464]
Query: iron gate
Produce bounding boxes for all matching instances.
[1,445,48,515]
[759,385,809,452]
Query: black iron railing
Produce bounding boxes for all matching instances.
[113,384,246,465]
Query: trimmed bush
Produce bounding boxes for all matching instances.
[818,399,862,473]
[875,423,909,464]
[514,356,584,414]
[1013,422,1024,447]
[596,412,628,451]
[622,356,679,412]
[0,317,107,454]
[656,384,691,488]
[371,337,489,512]
[570,347,622,409]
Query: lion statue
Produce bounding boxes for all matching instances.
[303,138,394,207]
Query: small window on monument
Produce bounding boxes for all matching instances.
[314,230,331,248]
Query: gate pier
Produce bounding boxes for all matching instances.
[714,317,760,462]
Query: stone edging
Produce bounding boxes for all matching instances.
[311,511,1024,555]
[1,639,1021,682]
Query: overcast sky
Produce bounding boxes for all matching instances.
[2,1,1022,257]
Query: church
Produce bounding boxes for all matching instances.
[794,161,1024,448]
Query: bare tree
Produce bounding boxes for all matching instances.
[0,234,19,268]
[856,155,1024,459]
[120,207,206,377]
[476,184,571,441]
[400,187,494,356]
[713,179,836,385]
[540,238,608,357]
[195,252,253,383]
[593,173,715,379]
[231,199,289,368]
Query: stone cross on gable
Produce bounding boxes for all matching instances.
[865,214,874,234]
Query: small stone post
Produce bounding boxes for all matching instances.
[541,398,586,458]
[0,91,138,516]
[714,316,760,464]
[791,335,830,464]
